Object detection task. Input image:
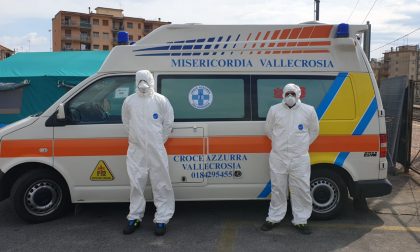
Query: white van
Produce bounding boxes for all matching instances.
[0,23,391,222]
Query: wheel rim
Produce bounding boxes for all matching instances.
[23,179,63,217]
[311,177,340,214]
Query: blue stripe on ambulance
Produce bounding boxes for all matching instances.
[316,72,348,120]
[333,97,378,166]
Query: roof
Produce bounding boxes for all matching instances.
[0,51,109,77]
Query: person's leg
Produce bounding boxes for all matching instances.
[266,169,289,223]
[126,146,149,220]
[124,146,149,234]
[289,155,312,234]
[149,147,175,235]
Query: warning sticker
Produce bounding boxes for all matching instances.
[90,160,114,181]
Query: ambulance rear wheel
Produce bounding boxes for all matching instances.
[11,169,70,223]
[310,169,347,220]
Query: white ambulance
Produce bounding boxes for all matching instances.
[0,23,392,222]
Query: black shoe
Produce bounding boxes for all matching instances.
[261,221,277,231]
[123,219,140,235]
[154,223,167,236]
[294,224,311,235]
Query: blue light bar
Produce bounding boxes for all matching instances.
[336,23,349,38]
[118,31,129,45]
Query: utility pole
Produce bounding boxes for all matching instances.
[363,21,371,60]
[49,29,52,52]
[314,0,320,21]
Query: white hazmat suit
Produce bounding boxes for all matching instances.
[265,83,319,225]
[122,70,175,224]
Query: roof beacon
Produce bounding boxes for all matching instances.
[336,23,349,38]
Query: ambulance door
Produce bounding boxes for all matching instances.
[166,125,207,184]
[51,75,135,202]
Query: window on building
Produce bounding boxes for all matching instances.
[93,32,99,38]
[103,45,109,50]
[93,19,99,25]
[144,24,153,33]
[102,20,109,26]
[138,23,142,30]
[64,43,72,50]
[66,75,135,124]
[127,22,133,29]
[103,33,109,39]
[93,44,99,50]
[158,75,250,121]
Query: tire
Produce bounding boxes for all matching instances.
[11,169,70,223]
[310,169,347,220]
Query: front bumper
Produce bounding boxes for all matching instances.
[354,179,392,198]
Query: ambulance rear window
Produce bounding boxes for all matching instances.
[158,75,250,121]
[254,75,355,120]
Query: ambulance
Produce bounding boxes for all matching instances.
[0,22,392,222]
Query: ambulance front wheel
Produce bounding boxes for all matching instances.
[11,169,71,223]
[310,169,347,220]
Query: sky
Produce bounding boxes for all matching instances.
[0,0,419,59]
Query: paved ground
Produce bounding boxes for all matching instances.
[0,122,419,252]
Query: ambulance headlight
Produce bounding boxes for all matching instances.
[336,23,349,38]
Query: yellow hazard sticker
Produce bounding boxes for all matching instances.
[90,160,114,181]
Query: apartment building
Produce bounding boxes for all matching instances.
[380,45,420,104]
[0,44,14,60]
[52,7,170,51]
[381,45,420,81]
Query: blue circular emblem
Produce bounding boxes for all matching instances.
[153,113,158,119]
[298,124,304,130]
[188,85,213,110]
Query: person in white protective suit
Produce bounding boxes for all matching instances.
[121,70,175,236]
[261,83,319,235]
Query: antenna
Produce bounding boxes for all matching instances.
[314,0,320,21]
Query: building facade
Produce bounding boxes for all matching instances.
[52,7,170,51]
[0,44,14,60]
[380,45,420,104]
[381,45,420,81]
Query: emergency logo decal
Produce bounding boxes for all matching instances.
[298,124,304,130]
[188,85,213,109]
[90,160,114,181]
[153,113,159,119]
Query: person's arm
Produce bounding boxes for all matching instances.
[265,107,275,140]
[309,107,320,144]
[162,97,174,143]
[121,98,129,132]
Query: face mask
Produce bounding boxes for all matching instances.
[285,95,296,107]
[137,80,150,93]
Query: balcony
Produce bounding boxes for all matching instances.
[112,25,124,31]
[80,35,91,43]
[80,22,92,29]
[62,35,74,41]
[62,20,78,27]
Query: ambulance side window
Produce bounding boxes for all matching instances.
[67,75,135,124]
[158,75,250,121]
[253,75,355,120]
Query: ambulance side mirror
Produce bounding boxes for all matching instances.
[57,103,66,120]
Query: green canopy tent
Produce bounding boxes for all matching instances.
[0,51,109,127]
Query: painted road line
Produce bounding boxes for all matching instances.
[217,221,237,252]
[311,223,420,233]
